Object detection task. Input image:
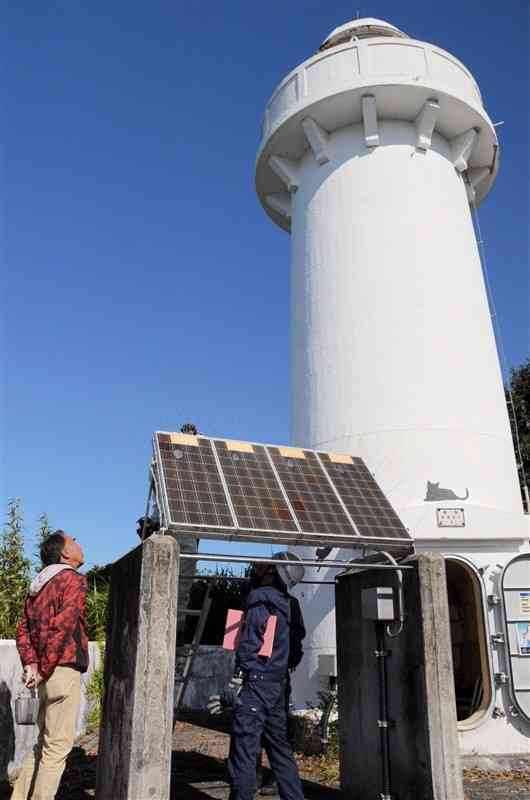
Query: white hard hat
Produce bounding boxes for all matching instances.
[272,551,305,589]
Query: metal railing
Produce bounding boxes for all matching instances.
[179,551,413,571]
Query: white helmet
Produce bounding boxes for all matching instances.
[272,551,305,589]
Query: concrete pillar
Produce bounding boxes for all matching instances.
[335,553,464,800]
[96,535,179,800]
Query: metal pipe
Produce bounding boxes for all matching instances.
[301,580,336,585]
[376,621,394,800]
[190,575,336,585]
[180,552,413,570]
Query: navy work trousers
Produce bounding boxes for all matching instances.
[227,673,304,800]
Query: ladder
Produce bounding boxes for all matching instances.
[174,583,213,714]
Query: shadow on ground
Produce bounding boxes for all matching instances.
[2,745,528,800]
[0,748,97,800]
[169,750,341,800]
[171,750,226,786]
[56,747,97,800]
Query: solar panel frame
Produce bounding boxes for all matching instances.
[212,438,301,534]
[318,453,409,541]
[154,433,236,532]
[152,432,413,549]
[152,436,172,529]
[313,451,362,537]
[268,446,359,539]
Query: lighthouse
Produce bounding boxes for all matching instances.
[255,18,529,755]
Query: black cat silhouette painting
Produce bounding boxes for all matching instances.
[424,481,469,501]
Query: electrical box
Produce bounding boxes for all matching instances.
[361,586,396,621]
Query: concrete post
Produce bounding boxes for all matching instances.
[96,535,179,800]
[418,553,464,799]
[335,552,464,800]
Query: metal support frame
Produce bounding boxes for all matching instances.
[139,480,154,541]
[189,574,336,586]
[179,551,413,571]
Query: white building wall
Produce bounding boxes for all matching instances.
[290,120,521,519]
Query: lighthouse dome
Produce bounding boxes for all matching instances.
[320,17,408,50]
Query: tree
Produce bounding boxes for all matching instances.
[506,358,530,511]
[0,499,31,639]
[34,511,53,567]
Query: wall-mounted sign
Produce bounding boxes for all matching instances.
[516,623,530,656]
[436,508,465,528]
[519,592,530,618]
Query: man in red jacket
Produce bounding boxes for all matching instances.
[11,530,88,800]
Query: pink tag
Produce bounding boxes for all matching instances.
[222,609,277,658]
[223,609,244,650]
[258,615,277,658]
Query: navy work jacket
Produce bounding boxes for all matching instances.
[235,586,306,681]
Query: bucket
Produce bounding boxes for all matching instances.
[15,688,39,725]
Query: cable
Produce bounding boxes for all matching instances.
[378,551,405,638]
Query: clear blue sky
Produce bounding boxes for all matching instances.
[3,0,528,571]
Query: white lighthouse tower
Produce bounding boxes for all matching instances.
[255,19,529,756]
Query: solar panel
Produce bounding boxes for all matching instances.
[213,440,298,535]
[152,432,412,549]
[268,447,353,536]
[155,433,234,530]
[319,453,407,540]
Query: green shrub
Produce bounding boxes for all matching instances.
[0,500,30,639]
[85,577,109,642]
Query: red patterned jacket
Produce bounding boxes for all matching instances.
[16,565,89,680]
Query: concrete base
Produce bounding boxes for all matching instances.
[96,535,179,800]
[336,553,465,800]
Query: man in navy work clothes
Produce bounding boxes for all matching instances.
[209,551,306,800]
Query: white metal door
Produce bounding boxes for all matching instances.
[500,553,530,722]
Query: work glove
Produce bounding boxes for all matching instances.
[207,672,243,716]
